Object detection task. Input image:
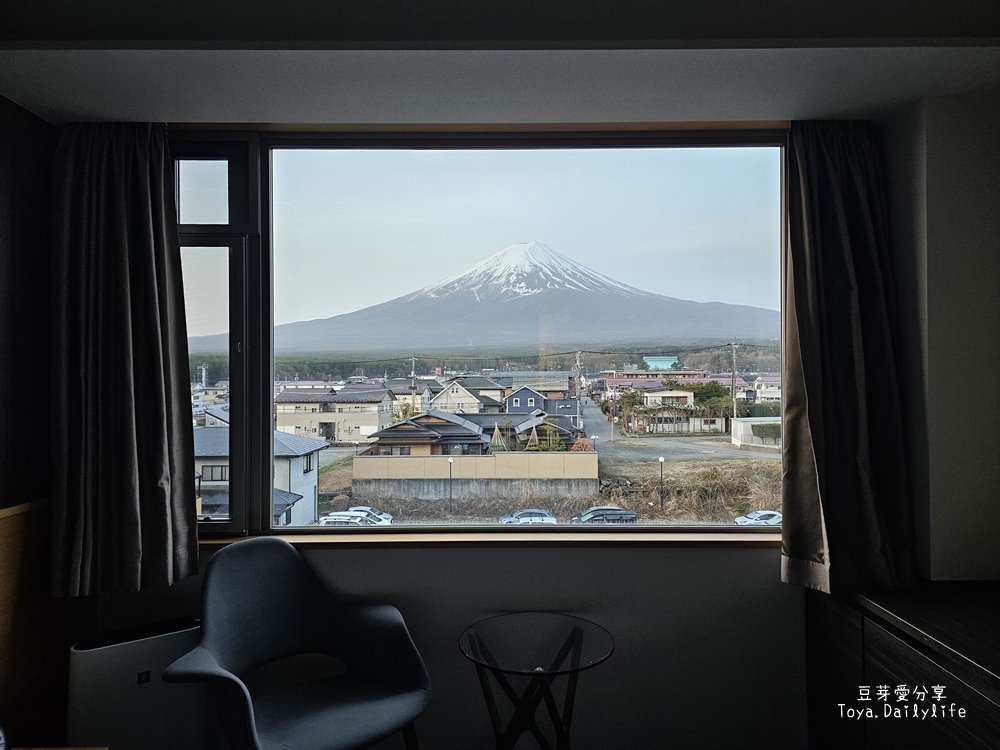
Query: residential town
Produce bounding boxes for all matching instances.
[190,357,781,526]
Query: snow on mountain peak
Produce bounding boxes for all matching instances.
[415,241,649,301]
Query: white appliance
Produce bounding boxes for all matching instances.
[67,617,211,750]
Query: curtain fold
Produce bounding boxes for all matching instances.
[782,121,916,592]
[51,123,198,597]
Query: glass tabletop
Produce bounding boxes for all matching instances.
[459,612,614,676]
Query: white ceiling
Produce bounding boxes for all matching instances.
[1,46,999,125]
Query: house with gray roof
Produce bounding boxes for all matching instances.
[194,426,327,526]
[431,377,503,414]
[274,382,395,442]
[457,411,584,451]
[366,410,490,456]
[505,386,546,414]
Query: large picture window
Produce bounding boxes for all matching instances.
[177,131,784,533]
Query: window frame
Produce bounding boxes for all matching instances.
[174,127,786,537]
[173,133,265,536]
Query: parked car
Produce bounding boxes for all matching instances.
[348,506,393,524]
[499,508,557,525]
[570,505,637,524]
[318,515,369,527]
[318,511,380,527]
[734,510,782,526]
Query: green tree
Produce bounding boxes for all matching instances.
[392,401,415,423]
[689,381,730,402]
[617,389,645,433]
[747,403,781,418]
[701,396,732,418]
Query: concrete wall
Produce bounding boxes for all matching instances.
[353,452,599,501]
[354,477,600,503]
[731,417,782,448]
[355,452,598,480]
[880,88,1000,580]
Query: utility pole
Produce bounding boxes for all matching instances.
[575,350,583,424]
[730,340,741,429]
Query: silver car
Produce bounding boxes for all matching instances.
[499,508,557,525]
[734,510,782,526]
[348,506,393,525]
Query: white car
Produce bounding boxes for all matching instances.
[318,514,369,527]
[735,510,782,526]
[348,506,393,525]
[499,509,557,525]
[319,511,379,527]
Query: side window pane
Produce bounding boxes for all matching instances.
[178,160,229,224]
[181,246,231,521]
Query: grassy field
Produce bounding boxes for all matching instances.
[319,454,781,525]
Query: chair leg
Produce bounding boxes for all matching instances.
[402,721,420,750]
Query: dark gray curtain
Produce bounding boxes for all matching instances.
[782,121,915,592]
[51,123,198,597]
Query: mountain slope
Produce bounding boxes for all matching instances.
[189,241,779,354]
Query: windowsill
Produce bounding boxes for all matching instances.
[199,528,782,549]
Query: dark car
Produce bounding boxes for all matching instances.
[570,505,637,524]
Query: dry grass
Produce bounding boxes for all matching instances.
[317,454,781,524]
[599,458,782,523]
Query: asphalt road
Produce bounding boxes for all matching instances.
[579,398,778,463]
[318,446,357,468]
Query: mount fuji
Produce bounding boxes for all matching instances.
[189,241,779,354]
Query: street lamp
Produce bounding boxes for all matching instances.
[447,456,454,512]
[658,456,665,511]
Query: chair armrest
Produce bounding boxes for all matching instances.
[163,646,263,748]
[334,603,431,694]
[163,646,239,684]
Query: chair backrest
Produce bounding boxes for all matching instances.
[198,537,332,677]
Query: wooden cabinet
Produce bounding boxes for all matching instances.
[806,586,1000,750]
[805,591,865,749]
[864,619,1000,749]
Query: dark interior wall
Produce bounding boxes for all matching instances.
[91,544,806,750]
[878,101,931,577]
[0,94,56,507]
[0,94,62,745]
[3,0,999,46]
[878,89,1000,580]
[923,90,1000,579]
[311,545,806,750]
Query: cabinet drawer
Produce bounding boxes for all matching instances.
[864,619,1000,749]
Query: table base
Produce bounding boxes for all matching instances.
[468,625,585,750]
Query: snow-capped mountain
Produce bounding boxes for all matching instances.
[189,241,779,354]
[416,241,649,302]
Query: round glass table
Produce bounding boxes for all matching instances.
[459,612,614,749]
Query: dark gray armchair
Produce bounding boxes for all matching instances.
[164,537,430,750]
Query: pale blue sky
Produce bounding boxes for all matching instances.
[180,146,781,335]
[271,146,781,326]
